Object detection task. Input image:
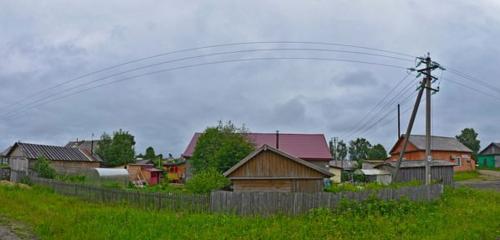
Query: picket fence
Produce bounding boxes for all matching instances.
[29,177,443,216]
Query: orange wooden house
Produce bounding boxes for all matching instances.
[388,135,475,172]
[163,161,186,183]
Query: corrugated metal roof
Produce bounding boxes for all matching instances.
[183,132,332,161]
[359,169,391,175]
[329,160,358,170]
[9,142,96,162]
[479,142,500,155]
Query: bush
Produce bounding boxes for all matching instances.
[185,168,230,193]
[33,157,56,179]
[325,181,422,193]
[56,174,86,183]
[19,176,32,185]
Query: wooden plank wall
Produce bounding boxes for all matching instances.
[28,176,443,216]
[211,184,444,215]
[230,151,324,178]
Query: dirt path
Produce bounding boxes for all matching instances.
[456,170,500,192]
[0,217,36,240]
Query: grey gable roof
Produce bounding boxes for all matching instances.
[479,142,500,155]
[224,144,333,177]
[407,135,472,153]
[8,142,97,162]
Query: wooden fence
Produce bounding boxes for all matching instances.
[211,184,443,215]
[30,177,210,213]
[29,177,443,216]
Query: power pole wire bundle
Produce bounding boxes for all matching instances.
[394,53,444,185]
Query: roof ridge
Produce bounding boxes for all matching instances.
[19,142,76,149]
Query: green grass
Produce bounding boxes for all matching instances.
[0,185,498,240]
[453,171,481,181]
[325,181,422,193]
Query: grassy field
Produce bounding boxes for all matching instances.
[0,185,499,240]
[453,171,481,181]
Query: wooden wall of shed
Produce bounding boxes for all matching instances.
[379,165,454,185]
[48,161,100,175]
[232,179,323,192]
[127,165,143,181]
[229,151,324,178]
[329,168,342,183]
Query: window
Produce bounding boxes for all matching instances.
[455,157,462,166]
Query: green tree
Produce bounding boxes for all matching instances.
[144,146,156,160]
[456,128,481,159]
[348,138,372,164]
[367,144,388,160]
[337,140,348,161]
[96,129,136,167]
[33,157,56,179]
[190,121,255,173]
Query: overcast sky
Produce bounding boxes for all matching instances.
[1,1,499,156]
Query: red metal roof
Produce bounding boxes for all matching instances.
[182,132,332,161]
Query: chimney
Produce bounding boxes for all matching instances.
[276,130,280,149]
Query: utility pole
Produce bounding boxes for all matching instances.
[424,54,432,185]
[394,53,444,184]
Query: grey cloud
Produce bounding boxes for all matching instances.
[1,1,500,155]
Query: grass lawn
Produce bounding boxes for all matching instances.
[453,171,481,181]
[0,185,499,240]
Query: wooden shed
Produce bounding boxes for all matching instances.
[127,164,162,186]
[375,160,455,185]
[223,144,332,192]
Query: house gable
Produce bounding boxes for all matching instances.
[480,143,500,156]
[224,145,332,179]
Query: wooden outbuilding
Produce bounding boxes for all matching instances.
[478,142,500,169]
[223,144,332,192]
[6,142,101,181]
[375,160,455,185]
[127,164,162,186]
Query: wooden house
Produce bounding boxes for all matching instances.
[163,160,186,183]
[5,142,101,181]
[375,160,455,185]
[223,144,332,192]
[389,135,474,172]
[328,160,358,183]
[478,143,500,169]
[183,132,333,169]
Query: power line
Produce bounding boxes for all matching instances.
[2,41,416,111]
[340,72,412,138]
[445,78,500,102]
[342,74,419,139]
[1,47,414,114]
[2,56,409,119]
[353,88,419,138]
[446,67,500,94]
